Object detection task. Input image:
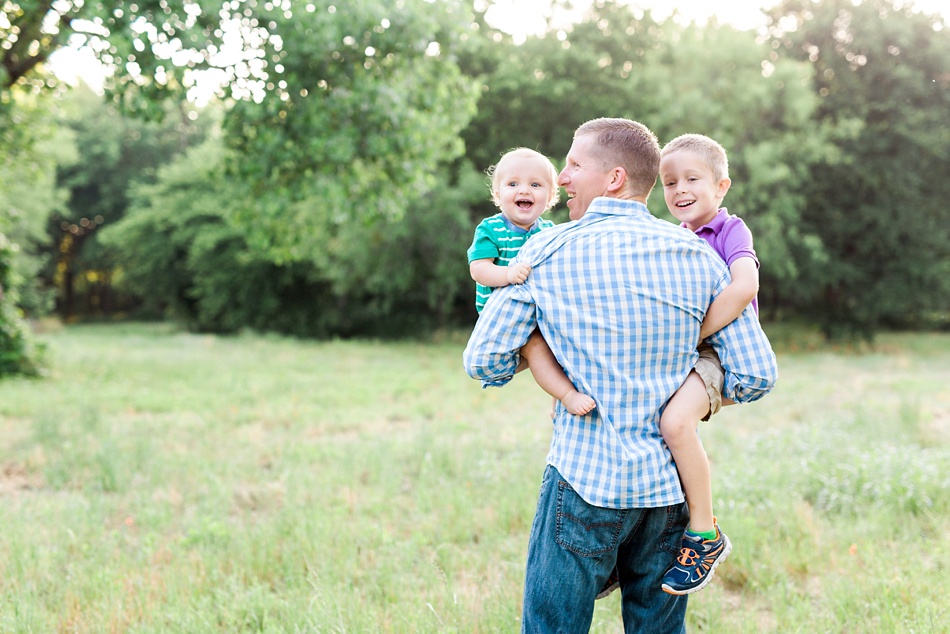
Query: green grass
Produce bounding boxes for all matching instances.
[1,323,949,632]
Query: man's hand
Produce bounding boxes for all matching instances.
[507,262,532,285]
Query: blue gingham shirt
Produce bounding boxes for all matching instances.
[463,197,778,509]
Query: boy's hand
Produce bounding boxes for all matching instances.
[507,262,531,285]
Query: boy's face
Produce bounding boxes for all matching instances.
[558,134,614,221]
[494,155,556,230]
[659,150,731,231]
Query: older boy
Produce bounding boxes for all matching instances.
[656,133,760,595]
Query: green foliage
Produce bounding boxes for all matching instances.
[102,136,485,336]
[0,234,45,376]
[2,0,239,119]
[765,0,950,338]
[221,0,480,265]
[0,90,64,376]
[98,136,243,326]
[9,0,950,342]
[98,1,483,337]
[0,89,71,314]
[308,161,486,334]
[46,86,205,318]
[459,3,669,171]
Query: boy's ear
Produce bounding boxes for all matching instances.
[717,177,732,199]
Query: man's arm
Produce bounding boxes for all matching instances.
[463,283,537,387]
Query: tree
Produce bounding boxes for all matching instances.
[6,0,479,342]
[1,0,235,375]
[458,2,669,172]
[97,136,259,330]
[220,0,480,265]
[765,0,950,337]
[0,90,69,375]
[458,4,828,324]
[46,85,205,319]
[0,233,45,375]
[1,0,259,116]
[634,19,831,324]
[101,133,483,337]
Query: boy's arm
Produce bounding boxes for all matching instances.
[470,259,532,288]
[699,256,759,340]
[705,271,777,405]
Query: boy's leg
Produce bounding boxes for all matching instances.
[659,371,714,532]
[660,348,732,595]
[599,371,712,602]
[521,330,595,416]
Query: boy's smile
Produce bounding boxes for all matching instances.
[659,150,731,232]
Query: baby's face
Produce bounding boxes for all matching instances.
[659,150,730,231]
[494,155,556,230]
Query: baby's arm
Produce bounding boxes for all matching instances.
[470,258,531,288]
[700,256,759,341]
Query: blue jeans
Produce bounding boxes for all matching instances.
[522,465,689,633]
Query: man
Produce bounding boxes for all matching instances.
[463,118,778,633]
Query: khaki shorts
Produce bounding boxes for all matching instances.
[694,343,724,421]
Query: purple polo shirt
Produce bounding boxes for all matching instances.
[688,207,759,315]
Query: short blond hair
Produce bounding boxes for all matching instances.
[487,147,560,209]
[661,134,729,182]
[574,118,661,198]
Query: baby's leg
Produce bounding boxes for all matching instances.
[521,330,595,416]
[660,371,714,533]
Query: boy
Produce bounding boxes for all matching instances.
[658,133,760,595]
[467,147,596,416]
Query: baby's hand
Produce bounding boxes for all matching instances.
[507,262,531,285]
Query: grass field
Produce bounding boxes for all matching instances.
[1,323,948,632]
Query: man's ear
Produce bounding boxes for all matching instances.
[606,167,626,194]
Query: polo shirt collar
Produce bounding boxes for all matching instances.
[688,207,729,236]
[500,213,541,234]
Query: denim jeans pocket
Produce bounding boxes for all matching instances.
[658,502,690,556]
[554,479,625,557]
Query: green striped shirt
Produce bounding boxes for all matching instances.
[467,213,554,313]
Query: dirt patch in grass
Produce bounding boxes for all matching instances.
[0,461,42,495]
